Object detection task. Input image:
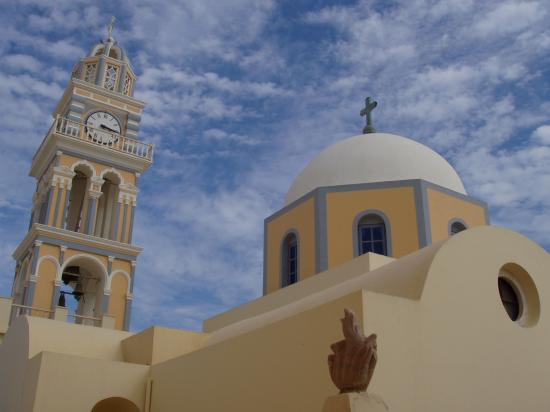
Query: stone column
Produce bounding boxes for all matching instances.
[51,280,62,314]
[86,190,102,235]
[127,201,136,244]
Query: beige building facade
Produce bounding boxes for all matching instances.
[0,24,548,412]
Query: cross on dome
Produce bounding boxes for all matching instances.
[360,96,378,134]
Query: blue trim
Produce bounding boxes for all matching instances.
[128,113,141,122]
[127,205,135,244]
[61,189,71,229]
[110,202,121,240]
[352,209,393,258]
[315,188,328,273]
[120,203,129,243]
[124,299,132,331]
[69,103,84,113]
[52,187,63,228]
[263,219,268,295]
[102,293,110,314]
[129,265,136,293]
[44,188,55,226]
[60,149,141,174]
[86,197,98,235]
[25,282,36,309]
[35,235,138,262]
[51,285,61,311]
[414,180,431,247]
[126,122,140,132]
[71,95,88,104]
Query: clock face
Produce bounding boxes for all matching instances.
[85,111,121,145]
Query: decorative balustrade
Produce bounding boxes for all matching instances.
[42,116,153,161]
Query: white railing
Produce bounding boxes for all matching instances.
[11,303,53,317]
[41,116,154,161]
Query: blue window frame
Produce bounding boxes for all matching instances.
[282,233,298,287]
[358,215,387,256]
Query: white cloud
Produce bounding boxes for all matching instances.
[4,54,42,72]
[532,125,550,145]
[472,1,543,38]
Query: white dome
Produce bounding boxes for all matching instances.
[285,133,466,205]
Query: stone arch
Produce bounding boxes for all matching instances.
[99,167,123,184]
[36,255,61,280]
[107,269,131,292]
[60,254,109,322]
[91,397,140,412]
[71,159,96,178]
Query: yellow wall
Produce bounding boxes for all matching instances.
[326,187,419,268]
[108,274,128,330]
[112,259,131,274]
[151,291,366,412]
[39,244,59,259]
[64,249,108,268]
[266,197,316,293]
[32,260,57,316]
[427,188,487,243]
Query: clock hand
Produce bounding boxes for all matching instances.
[100,124,118,133]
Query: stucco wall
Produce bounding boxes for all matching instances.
[265,197,316,293]
[427,187,487,242]
[326,187,419,267]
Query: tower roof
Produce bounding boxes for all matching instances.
[285,133,467,205]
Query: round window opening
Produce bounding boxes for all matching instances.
[497,263,540,327]
[498,277,520,321]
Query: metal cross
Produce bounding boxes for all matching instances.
[108,16,116,40]
[360,96,378,134]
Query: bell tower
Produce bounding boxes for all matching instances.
[10,19,153,331]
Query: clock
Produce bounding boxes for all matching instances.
[85,111,121,145]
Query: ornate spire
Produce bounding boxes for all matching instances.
[360,97,378,134]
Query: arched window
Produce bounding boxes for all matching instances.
[281,233,298,287]
[357,214,388,256]
[66,169,90,232]
[449,220,467,236]
[95,173,120,238]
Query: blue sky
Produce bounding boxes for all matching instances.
[0,0,549,331]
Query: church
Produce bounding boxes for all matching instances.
[0,22,549,412]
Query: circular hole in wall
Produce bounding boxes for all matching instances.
[497,263,540,327]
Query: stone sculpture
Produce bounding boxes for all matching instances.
[328,308,378,393]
